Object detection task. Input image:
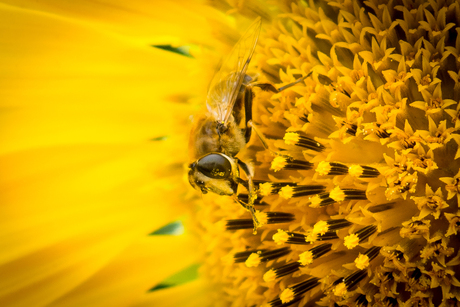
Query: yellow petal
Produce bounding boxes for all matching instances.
[0,0,224,46]
[133,279,212,307]
[48,235,200,307]
[0,4,198,154]
[1,142,189,264]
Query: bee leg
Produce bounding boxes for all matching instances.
[236,160,260,234]
[251,72,312,93]
[243,86,253,143]
[276,73,311,92]
[252,83,278,93]
[235,195,259,233]
[247,120,270,151]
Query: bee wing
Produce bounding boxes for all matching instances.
[206,17,262,124]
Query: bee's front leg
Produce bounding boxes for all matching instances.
[236,160,260,234]
[250,72,312,93]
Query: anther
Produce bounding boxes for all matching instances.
[343,270,367,290]
[269,295,303,307]
[310,192,335,207]
[316,161,349,176]
[270,277,320,305]
[349,165,380,178]
[279,185,325,199]
[329,187,367,202]
[226,211,295,231]
[271,156,313,172]
[326,219,353,231]
[355,246,382,269]
[365,246,382,260]
[283,132,325,151]
[259,182,294,196]
[273,230,309,245]
[298,243,332,266]
[233,247,291,264]
[344,225,377,249]
[264,262,301,281]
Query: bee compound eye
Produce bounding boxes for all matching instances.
[197,153,232,179]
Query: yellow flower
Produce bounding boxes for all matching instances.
[190,1,460,306]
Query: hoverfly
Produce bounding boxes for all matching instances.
[188,17,307,232]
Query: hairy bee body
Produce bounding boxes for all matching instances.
[189,74,253,161]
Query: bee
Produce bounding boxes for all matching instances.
[188,17,307,232]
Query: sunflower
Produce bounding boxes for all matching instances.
[191,0,460,306]
[2,0,460,307]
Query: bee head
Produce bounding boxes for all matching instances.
[188,153,237,196]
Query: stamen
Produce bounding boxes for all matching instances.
[280,288,295,304]
[269,294,303,307]
[277,228,339,244]
[354,254,369,270]
[264,261,301,281]
[284,132,325,151]
[312,220,329,235]
[273,229,290,245]
[266,212,296,224]
[349,165,380,178]
[233,247,291,264]
[271,156,288,171]
[329,187,367,202]
[271,156,313,172]
[310,192,335,208]
[343,270,367,290]
[270,277,320,305]
[263,269,277,282]
[333,282,347,297]
[316,161,349,176]
[245,253,261,267]
[225,219,254,231]
[315,231,339,241]
[344,225,378,249]
[279,185,325,199]
[259,182,293,196]
[325,218,353,231]
[298,243,332,265]
[279,186,294,199]
[364,246,382,260]
[356,225,378,242]
[344,234,359,249]
[354,246,381,269]
[225,212,295,231]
